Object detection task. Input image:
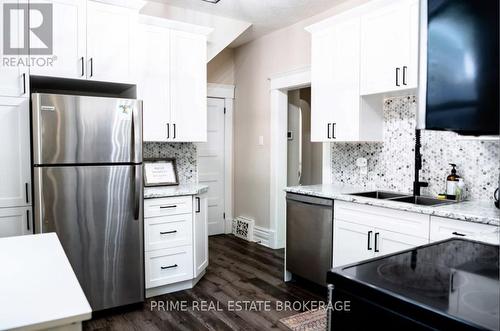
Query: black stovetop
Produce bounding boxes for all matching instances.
[328,239,499,330]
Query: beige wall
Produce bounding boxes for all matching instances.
[233,0,369,229]
[207,48,235,84]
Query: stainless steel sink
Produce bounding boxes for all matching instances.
[389,195,455,206]
[349,191,409,199]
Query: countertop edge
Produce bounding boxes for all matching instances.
[285,187,500,227]
[144,185,209,199]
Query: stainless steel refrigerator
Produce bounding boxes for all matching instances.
[32,93,144,311]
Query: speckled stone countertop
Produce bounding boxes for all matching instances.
[144,184,208,199]
[285,184,500,226]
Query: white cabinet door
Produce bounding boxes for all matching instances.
[0,206,32,238]
[86,1,136,83]
[333,220,374,267]
[170,30,207,142]
[0,98,31,208]
[311,17,361,142]
[310,28,335,142]
[30,0,86,79]
[360,0,412,95]
[374,230,428,257]
[193,194,208,277]
[0,1,29,97]
[138,24,171,142]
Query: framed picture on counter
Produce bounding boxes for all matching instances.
[143,158,179,187]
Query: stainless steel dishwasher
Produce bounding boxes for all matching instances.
[286,193,333,286]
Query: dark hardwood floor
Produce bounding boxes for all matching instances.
[83,235,325,331]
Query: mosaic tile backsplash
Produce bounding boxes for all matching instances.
[143,142,198,184]
[331,95,500,201]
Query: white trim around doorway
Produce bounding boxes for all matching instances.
[268,67,332,250]
[207,83,234,234]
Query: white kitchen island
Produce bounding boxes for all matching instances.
[0,233,92,331]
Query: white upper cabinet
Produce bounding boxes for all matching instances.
[360,0,419,95]
[139,16,211,142]
[86,1,137,83]
[170,30,207,142]
[0,98,31,208]
[0,0,29,97]
[137,24,171,142]
[29,0,86,79]
[308,10,383,142]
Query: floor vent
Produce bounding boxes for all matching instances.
[232,217,255,242]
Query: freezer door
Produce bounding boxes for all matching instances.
[32,93,142,165]
[34,165,144,311]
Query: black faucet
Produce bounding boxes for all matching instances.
[413,129,428,196]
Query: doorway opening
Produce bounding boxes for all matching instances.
[287,87,322,187]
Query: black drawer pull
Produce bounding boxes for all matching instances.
[374,232,380,252]
[159,205,177,209]
[367,230,373,250]
[452,231,466,237]
[161,264,178,270]
[160,230,177,235]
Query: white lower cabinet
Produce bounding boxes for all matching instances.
[0,206,32,238]
[333,201,430,267]
[430,216,500,245]
[144,194,208,297]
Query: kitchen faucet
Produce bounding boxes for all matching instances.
[413,129,428,196]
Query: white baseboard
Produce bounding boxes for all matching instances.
[253,226,277,249]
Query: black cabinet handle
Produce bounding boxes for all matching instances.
[327,123,331,139]
[26,209,30,231]
[452,231,466,237]
[173,124,176,139]
[161,264,178,270]
[160,230,177,235]
[196,197,201,213]
[22,73,26,94]
[25,183,29,204]
[367,230,373,250]
[396,67,400,87]
[332,123,336,139]
[166,123,170,138]
[80,57,85,77]
[374,232,380,252]
[402,66,407,85]
[90,58,93,77]
[160,205,177,209]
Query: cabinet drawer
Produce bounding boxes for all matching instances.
[145,214,192,251]
[430,216,500,245]
[334,200,430,239]
[144,196,193,218]
[145,246,193,289]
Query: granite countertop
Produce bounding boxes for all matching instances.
[285,184,500,226]
[144,184,209,199]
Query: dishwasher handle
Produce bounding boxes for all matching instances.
[286,193,333,207]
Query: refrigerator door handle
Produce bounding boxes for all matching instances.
[132,101,143,164]
[133,165,141,221]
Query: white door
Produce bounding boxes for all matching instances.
[360,0,408,95]
[170,30,207,142]
[30,0,86,79]
[0,98,31,208]
[333,220,374,267]
[374,230,428,257]
[138,24,171,142]
[0,206,32,237]
[196,98,225,235]
[86,1,135,83]
[0,1,28,97]
[193,194,209,277]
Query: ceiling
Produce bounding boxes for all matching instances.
[149,0,343,46]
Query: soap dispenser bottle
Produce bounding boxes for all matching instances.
[446,163,460,200]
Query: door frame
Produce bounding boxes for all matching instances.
[269,67,332,249]
[207,83,234,234]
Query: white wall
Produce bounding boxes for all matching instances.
[233,0,369,229]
